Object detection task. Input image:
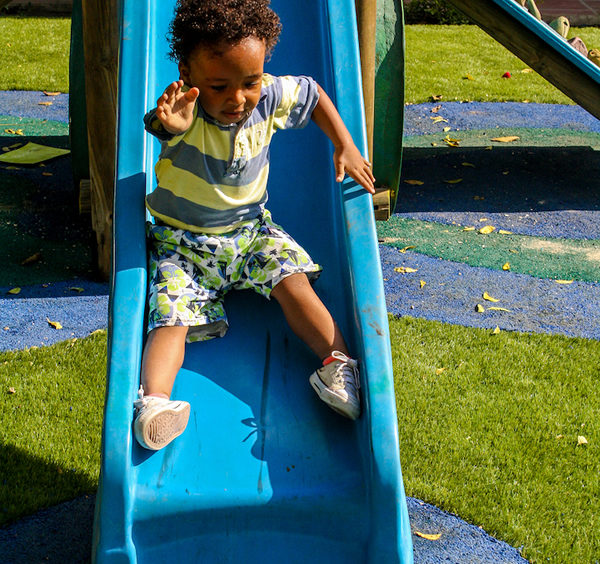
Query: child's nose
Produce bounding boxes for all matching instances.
[230,89,245,106]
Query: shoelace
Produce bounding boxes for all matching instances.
[133,385,147,412]
[331,353,360,390]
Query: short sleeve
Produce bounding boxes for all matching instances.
[268,75,320,130]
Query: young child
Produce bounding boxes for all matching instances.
[134,0,376,450]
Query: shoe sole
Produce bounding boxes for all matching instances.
[135,402,190,450]
[309,373,359,420]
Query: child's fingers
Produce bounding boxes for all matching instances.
[335,160,345,183]
[184,87,200,104]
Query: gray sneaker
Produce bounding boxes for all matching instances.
[133,386,190,450]
[309,351,361,420]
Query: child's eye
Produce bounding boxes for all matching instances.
[246,82,259,89]
[210,85,226,92]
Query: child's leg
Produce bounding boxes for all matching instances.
[141,326,189,398]
[271,273,360,420]
[134,325,190,450]
[270,272,346,360]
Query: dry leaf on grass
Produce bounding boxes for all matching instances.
[491,136,520,143]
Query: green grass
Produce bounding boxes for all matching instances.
[0,16,70,92]
[390,316,600,563]
[0,331,106,525]
[405,25,600,104]
[1,319,599,562]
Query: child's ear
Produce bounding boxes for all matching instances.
[178,61,190,84]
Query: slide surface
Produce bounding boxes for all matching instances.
[92,1,413,563]
[447,0,600,120]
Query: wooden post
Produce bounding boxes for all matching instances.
[355,0,376,160]
[356,0,390,220]
[81,0,119,280]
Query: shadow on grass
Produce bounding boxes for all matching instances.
[0,135,96,286]
[398,145,600,214]
[0,443,96,529]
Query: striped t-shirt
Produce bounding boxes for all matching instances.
[144,73,320,233]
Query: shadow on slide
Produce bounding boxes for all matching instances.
[92,1,413,562]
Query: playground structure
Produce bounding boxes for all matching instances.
[89,0,600,562]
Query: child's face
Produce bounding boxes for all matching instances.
[179,36,266,125]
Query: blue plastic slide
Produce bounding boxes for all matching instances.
[92,1,413,562]
[446,0,600,120]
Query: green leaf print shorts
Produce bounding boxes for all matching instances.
[147,211,322,342]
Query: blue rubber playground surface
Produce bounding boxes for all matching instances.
[2,92,599,563]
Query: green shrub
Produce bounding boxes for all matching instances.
[404,0,470,25]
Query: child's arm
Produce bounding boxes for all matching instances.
[311,84,376,194]
[154,79,199,135]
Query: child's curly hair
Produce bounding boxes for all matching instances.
[168,0,281,62]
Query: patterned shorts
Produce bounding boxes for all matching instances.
[147,211,321,342]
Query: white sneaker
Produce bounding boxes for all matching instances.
[309,351,361,420]
[133,386,190,450]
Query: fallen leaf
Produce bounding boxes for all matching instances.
[443,135,460,147]
[69,287,85,293]
[555,280,574,285]
[404,179,424,186]
[38,101,53,106]
[21,252,42,266]
[556,434,564,440]
[502,262,510,271]
[43,91,61,96]
[484,146,493,151]
[488,307,511,312]
[473,196,485,201]
[431,94,443,102]
[463,73,475,80]
[578,436,588,446]
[394,267,418,274]
[509,249,519,254]
[521,68,533,73]
[399,246,416,253]
[475,304,485,313]
[46,318,63,330]
[461,162,475,168]
[443,126,451,132]
[420,280,426,289]
[8,287,20,294]
[491,136,520,143]
[444,178,463,184]
[483,292,500,302]
[435,368,446,375]
[430,116,448,124]
[415,531,442,541]
[479,225,495,234]
[498,229,513,235]
[4,128,24,136]
[463,226,475,231]
[492,326,501,334]
[8,387,16,394]
[430,105,442,113]
[42,172,53,176]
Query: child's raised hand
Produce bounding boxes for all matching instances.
[155,80,199,135]
[333,143,376,194]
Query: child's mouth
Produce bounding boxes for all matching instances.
[222,110,245,121]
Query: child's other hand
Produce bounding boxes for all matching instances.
[155,80,199,135]
[333,143,376,194]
